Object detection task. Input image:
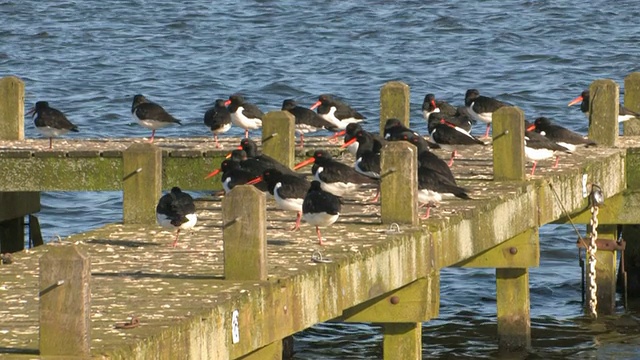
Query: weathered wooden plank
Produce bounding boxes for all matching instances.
[588,79,619,146]
[496,268,531,351]
[0,76,25,141]
[39,246,91,357]
[123,143,162,224]
[0,192,40,222]
[623,72,640,135]
[262,111,295,169]
[380,141,418,225]
[0,217,24,253]
[455,228,539,268]
[492,106,525,181]
[553,191,640,225]
[379,81,410,137]
[0,150,32,158]
[382,323,422,360]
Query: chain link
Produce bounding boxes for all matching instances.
[588,205,599,318]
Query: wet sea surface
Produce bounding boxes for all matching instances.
[2,0,640,358]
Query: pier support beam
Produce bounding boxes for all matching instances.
[262,111,295,168]
[588,79,619,146]
[0,76,41,252]
[39,246,91,357]
[623,72,640,136]
[122,143,162,224]
[382,323,422,360]
[379,81,410,136]
[586,225,618,315]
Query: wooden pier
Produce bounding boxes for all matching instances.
[1,75,640,359]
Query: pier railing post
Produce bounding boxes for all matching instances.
[380,141,419,226]
[380,81,410,137]
[588,79,619,146]
[122,143,162,224]
[39,245,91,357]
[491,106,531,350]
[623,72,640,135]
[262,111,295,169]
[223,185,284,359]
[492,107,525,181]
[0,76,41,252]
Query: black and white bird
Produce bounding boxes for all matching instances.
[568,89,640,123]
[156,187,197,247]
[302,180,341,245]
[131,94,182,143]
[417,166,471,219]
[421,93,457,121]
[240,138,304,178]
[294,150,378,198]
[225,94,263,138]
[428,113,485,166]
[26,101,78,149]
[464,89,509,138]
[282,99,336,147]
[383,118,440,149]
[528,116,596,152]
[256,168,311,231]
[204,99,232,148]
[310,94,365,131]
[524,128,571,175]
[342,122,384,156]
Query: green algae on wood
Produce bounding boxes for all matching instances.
[0,76,25,141]
[492,106,525,181]
[123,143,162,224]
[588,79,619,146]
[379,81,410,137]
[262,111,295,169]
[623,73,640,136]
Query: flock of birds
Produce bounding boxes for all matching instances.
[24,88,640,246]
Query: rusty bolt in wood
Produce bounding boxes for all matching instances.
[509,247,518,255]
[390,296,400,305]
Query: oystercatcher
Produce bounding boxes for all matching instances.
[131,94,182,143]
[568,89,640,122]
[524,128,571,175]
[240,138,303,178]
[383,118,440,149]
[294,150,378,198]
[464,89,509,138]
[404,133,456,184]
[310,94,365,131]
[225,94,264,138]
[282,99,336,147]
[421,93,457,121]
[203,99,232,148]
[529,117,596,152]
[26,101,78,149]
[428,114,485,166]
[215,159,268,193]
[342,122,384,156]
[252,168,310,231]
[417,166,471,219]
[303,180,341,245]
[156,187,197,247]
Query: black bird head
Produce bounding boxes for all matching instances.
[422,93,437,112]
[132,94,148,109]
[281,99,297,111]
[464,89,480,106]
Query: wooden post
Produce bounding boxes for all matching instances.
[588,79,619,146]
[380,141,418,226]
[29,214,44,248]
[223,185,282,358]
[39,246,91,357]
[382,323,422,360]
[0,75,25,140]
[623,72,640,135]
[492,107,525,181]
[0,217,24,253]
[588,225,617,315]
[496,268,531,350]
[122,143,162,224]
[262,111,295,169]
[380,81,410,137]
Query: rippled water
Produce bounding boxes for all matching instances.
[3,0,640,358]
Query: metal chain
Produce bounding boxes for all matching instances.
[588,205,599,318]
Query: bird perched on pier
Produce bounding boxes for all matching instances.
[131,94,182,143]
[464,89,509,138]
[203,99,232,148]
[156,187,197,247]
[294,150,378,198]
[303,180,341,245]
[26,101,78,149]
[524,127,571,175]
[225,94,263,139]
[282,99,336,147]
[528,117,596,152]
[383,118,440,149]
[239,138,303,178]
[342,122,384,156]
[310,94,365,131]
[250,168,311,231]
[421,93,457,121]
[403,133,456,184]
[568,89,640,123]
[428,113,485,166]
[215,159,269,193]
[418,165,471,219]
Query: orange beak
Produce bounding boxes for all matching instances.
[26,107,36,116]
[526,124,536,132]
[568,96,583,107]
[204,168,221,179]
[341,137,357,148]
[310,100,321,110]
[224,99,231,106]
[246,176,263,185]
[293,157,315,170]
[430,100,436,109]
[335,129,346,137]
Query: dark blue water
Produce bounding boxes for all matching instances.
[3,0,640,358]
